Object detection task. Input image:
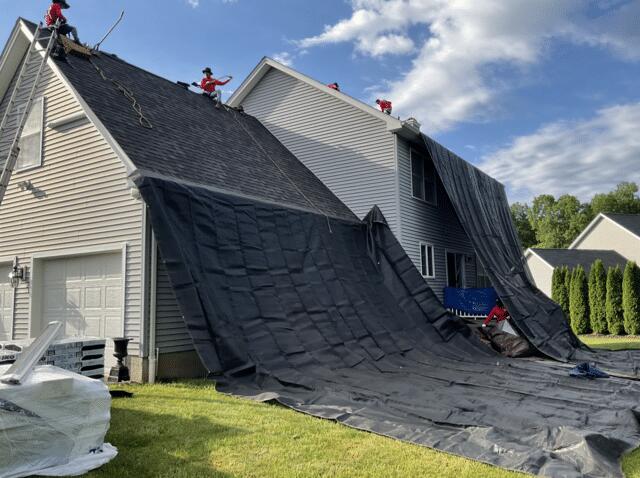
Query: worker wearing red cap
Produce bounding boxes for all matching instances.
[45,0,81,44]
[376,99,392,115]
[482,299,511,328]
[199,67,232,107]
[328,82,340,91]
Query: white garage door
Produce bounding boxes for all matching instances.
[0,264,13,341]
[41,252,123,342]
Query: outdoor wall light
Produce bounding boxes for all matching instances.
[8,257,26,289]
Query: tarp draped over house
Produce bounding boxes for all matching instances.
[423,135,640,377]
[137,174,640,478]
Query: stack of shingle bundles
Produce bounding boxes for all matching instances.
[38,338,106,379]
[0,342,24,365]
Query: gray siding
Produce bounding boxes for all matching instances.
[397,137,476,299]
[0,53,144,352]
[240,68,399,234]
[154,250,193,354]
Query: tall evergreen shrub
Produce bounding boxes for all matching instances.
[588,260,607,334]
[569,265,590,334]
[606,266,625,335]
[623,261,640,335]
[552,267,570,317]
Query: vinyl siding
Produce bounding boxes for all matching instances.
[397,137,476,300]
[525,253,554,297]
[154,249,193,354]
[0,52,144,353]
[240,68,399,234]
[572,217,640,264]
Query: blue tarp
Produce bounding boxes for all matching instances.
[443,287,497,315]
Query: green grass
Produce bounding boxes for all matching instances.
[84,380,640,478]
[580,334,640,350]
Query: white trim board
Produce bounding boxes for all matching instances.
[569,212,640,249]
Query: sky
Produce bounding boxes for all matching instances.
[1,0,639,204]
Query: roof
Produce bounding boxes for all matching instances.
[602,213,640,238]
[528,248,627,271]
[227,57,422,139]
[19,20,356,222]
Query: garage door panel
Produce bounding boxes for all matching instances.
[85,287,103,308]
[105,286,122,308]
[105,316,121,337]
[44,287,65,310]
[65,287,82,309]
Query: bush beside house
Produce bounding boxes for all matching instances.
[569,266,590,334]
[588,260,608,334]
[552,266,570,318]
[606,266,625,335]
[623,261,640,335]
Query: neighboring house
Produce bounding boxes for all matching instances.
[228,58,495,298]
[525,213,640,297]
[0,19,354,381]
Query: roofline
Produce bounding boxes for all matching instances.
[0,20,27,104]
[569,212,640,249]
[524,248,555,271]
[17,19,138,177]
[228,56,421,138]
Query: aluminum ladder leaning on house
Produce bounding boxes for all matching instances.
[0,23,58,207]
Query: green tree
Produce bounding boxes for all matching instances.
[606,266,625,335]
[569,266,590,334]
[622,261,640,335]
[510,202,536,249]
[591,182,640,215]
[529,194,593,248]
[552,266,570,318]
[588,260,607,334]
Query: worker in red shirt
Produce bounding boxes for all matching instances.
[376,98,392,115]
[482,299,511,327]
[45,0,81,44]
[198,67,232,107]
[328,82,340,91]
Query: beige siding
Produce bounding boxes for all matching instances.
[573,218,640,264]
[397,137,476,299]
[0,55,144,353]
[240,68,399,234]
[525,253,553,297]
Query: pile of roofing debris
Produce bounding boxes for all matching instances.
[3,8,640,478]
[0,323,116,478]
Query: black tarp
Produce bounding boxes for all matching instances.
[137,175,640,478]
[423,135,640,378]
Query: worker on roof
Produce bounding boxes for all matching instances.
[328,82,340,91]
[376,99,392,115]
[198,67,232,107]
[482,298,511,328]
[45,0,81,44]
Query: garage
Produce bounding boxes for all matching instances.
[0,263,13,341]
[40,252,123,339]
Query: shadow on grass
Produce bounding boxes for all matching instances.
[84,407,242,478]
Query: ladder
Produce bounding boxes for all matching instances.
[0,23,58,207]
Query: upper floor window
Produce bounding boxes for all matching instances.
[411,149,437,205]
[16,97,44,171]
[419,242,435,279]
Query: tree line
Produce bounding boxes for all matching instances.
[552,260,640,336]
[511,182,640,249]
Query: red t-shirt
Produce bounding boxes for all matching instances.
[378,100,392,111]
[45,4,66,26]
[200,76,230,93]
[483,306,510,326]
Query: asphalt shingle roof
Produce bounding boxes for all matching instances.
[25,20,355,222]
[603,213,640,238]
[531,248,628,272]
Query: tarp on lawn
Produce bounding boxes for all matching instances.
[423,135,640,378]
[137,175,640,478]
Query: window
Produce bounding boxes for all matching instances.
[16,98,44,171]
[419,242,435,279]
[476,258,492,288]
[411,149,437,205]
[446,251,466,288]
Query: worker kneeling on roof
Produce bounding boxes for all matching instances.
[376,98,392,115]
[482,298,511,328]
[199,67,232,107]
[45,0,81,44]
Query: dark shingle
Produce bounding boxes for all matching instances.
[531,248,628,272]
[22,20,355,222]
[603,213,640,238]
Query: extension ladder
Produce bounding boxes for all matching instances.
[0,23,58,207]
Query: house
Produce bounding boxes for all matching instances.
[228,58,495,298]
[525,213,640,297]
[0,19,354,381]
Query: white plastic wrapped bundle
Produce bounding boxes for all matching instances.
[0,364,117,478]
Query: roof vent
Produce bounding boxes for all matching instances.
[403,117,421,131]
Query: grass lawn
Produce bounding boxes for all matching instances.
[85,336,640,478]
[580,334,640,351]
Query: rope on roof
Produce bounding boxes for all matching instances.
[88,58,153,130]
[228,108,333,233]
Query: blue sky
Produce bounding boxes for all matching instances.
[1,0,639,203]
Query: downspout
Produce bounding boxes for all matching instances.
[148,232,158,384]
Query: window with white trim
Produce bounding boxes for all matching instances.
[16,97,44,171]
[411,149,437,205]
[419,242,435,279]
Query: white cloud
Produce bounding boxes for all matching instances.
[478,102,640,202]
[187,0,199,7]
[273,51,294,67]
[297,0,640,133]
